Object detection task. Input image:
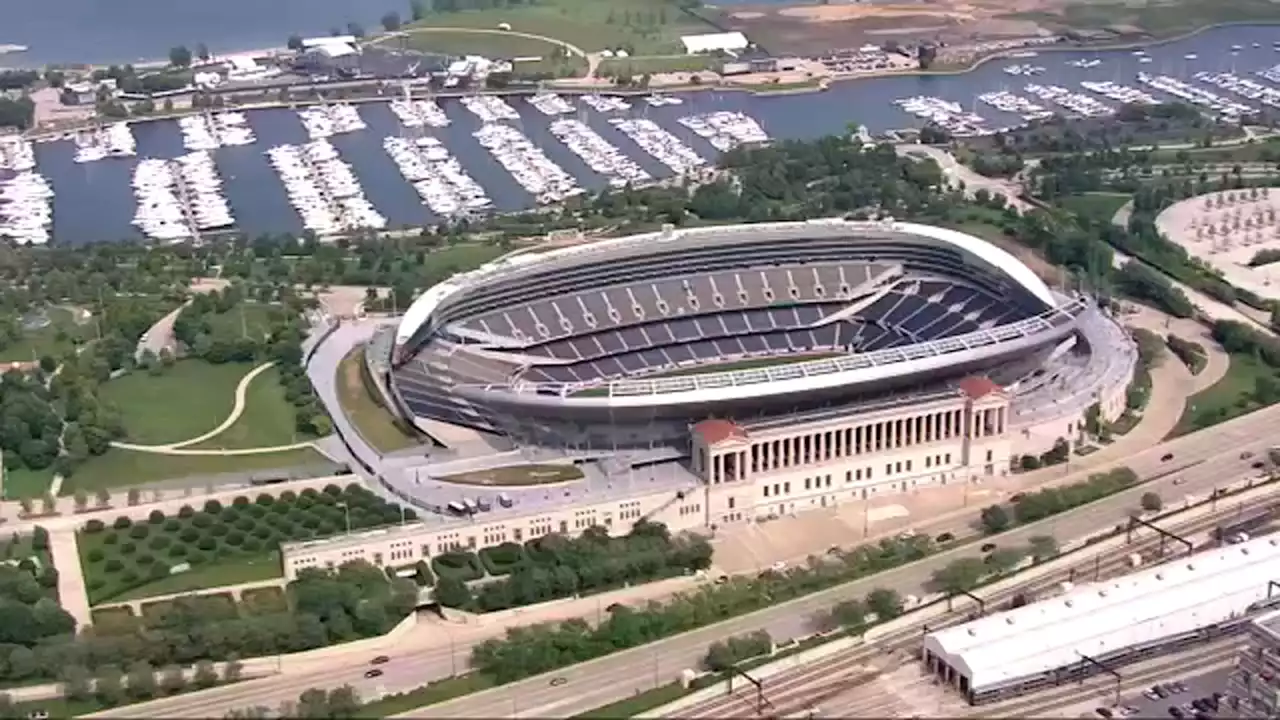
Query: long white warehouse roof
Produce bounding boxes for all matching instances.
[394,219,1057,346]
[924,534,1280,693]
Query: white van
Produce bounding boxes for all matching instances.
[462,498,478,514]
[446,501,467,515]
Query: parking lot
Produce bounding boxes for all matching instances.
[1079,668,1231,720]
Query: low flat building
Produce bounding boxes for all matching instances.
[924,535,1280,704]
[680,31,749,56]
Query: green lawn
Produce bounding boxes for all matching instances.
[59,446,329,496]
[112,556,281,602]
[597,55,722,77]
[1170,353,1280,437]
[1057,192,1132,224]
[186,366,308,450]
[3,466,55,499]
[384,0,714,55]
[439,463,583,486]
[204,302,283,342]
[360,675,496,717]
[0,306,92,364]
[101,361,251,446]
[335,346,422,455]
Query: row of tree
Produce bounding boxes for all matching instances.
[978,466,1139,534]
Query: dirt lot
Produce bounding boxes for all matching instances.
[709,0,1060,56]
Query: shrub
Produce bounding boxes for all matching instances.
[120,569,139,584]
[196,537,217,552]
[242,538,262,553]
[225,531,245,547]
[301,488,320,499]
[87,548,105,563]
[432,552,484,582]
[296,495,314,511]
[163,518,181,532]
[220,508,239,523]
[84,519,106,534]
[280,490,299,503]
[86,578,104,591]
[209,523,229,537]
[256,493,274,506]
[204,499,223,514]
[187,551,208,565]
[479,543,526,576]
[103,533,119,546]
[148,510,165,525]
[178,505,196,519]
[235,518,256,533]
[252,525,273,539]
[129,525,149,540]
[270,501,290,515]
[136,553,155,565]
[191,512,214,529]
[104,558,124,573]
[168,544,188,557]
[113,516,132,530]
[315,520,337,536]
[149,536,171,551]
[323,484,342,496]
[232,495,249,507]
[179,528,199,543]
[149,562,168,579]
[120,541,137,556]
[246,504,267,519]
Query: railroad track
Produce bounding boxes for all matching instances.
[667,501,1268,719]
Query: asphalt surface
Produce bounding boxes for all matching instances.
[95,401,1280,719]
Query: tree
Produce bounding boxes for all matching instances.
[126,660,157,699]
[1140,491,1163,513]
[95,665,125,706]
[96,487,111,507]
[1028,535,1059,562]
[127,488,141,506]
[287,35,304,51]
[979,504,1012,534]
[224,655,244,683]
[828,599,866,630]
[326,685,361,717]
[931,558,986,594]
[73,490,88,512]
[434,575,472,608]
[986,547,1026,575]
[169,45,193,68]
[160,664,186,694]
[61,664,93,701]
[381,11,402,31]
[194,659,218,688]
[866,588,903,621]
[226,707,272,719]
[196,43,211,61]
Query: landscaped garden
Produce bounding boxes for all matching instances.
[0,305,92,363]
[79,483,418,604]
[100,360,251,446]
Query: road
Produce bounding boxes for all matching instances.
[95,401,1280,719]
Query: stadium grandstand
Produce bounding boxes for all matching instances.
[386,219,1086,449]
[923,535,1280,705]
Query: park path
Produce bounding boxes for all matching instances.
[47,528,92,628]
[107,362,314,456]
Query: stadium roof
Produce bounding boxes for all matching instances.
[394,220,1058,346]
[924,535,1280,693]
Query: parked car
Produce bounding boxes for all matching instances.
[1096,707,1113,718]
[365,669,383,679]
[550,677,567,687]
[371,655,390,665]
[981,542,997,552]
[935,532,954,543]
[1161,453,1175,462]
[1168,706,1183,719]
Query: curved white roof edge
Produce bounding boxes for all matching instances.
[395,219,1057,345]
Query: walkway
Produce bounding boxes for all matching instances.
[134,300,190,365]
[1111,201,1278,337]
[47,528,91,628]
[94,578,287,616]
[1124,305,1230,393]
[108,361,315,456]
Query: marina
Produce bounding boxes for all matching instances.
[73,122,136,163]
[0,136,53,245]
[13,24,1280,244]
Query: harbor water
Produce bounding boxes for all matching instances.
[7,24,1280,245]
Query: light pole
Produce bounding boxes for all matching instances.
[337,501,351,534]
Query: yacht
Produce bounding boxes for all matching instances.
[382,136,491,217]
[548,118,650,187]
[677,111,770,152]
[473,123,581,203]
[609,117,705,175]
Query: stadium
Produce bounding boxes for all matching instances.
[386,218,1092,453]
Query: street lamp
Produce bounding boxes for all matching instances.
[337,501,351,534]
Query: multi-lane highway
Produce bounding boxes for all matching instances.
[91,403,1280,719]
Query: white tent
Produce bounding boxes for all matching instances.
[680,32,748,55]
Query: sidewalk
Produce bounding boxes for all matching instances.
[47,528,91,627]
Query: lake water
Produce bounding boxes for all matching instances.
[14,24,1280,244]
